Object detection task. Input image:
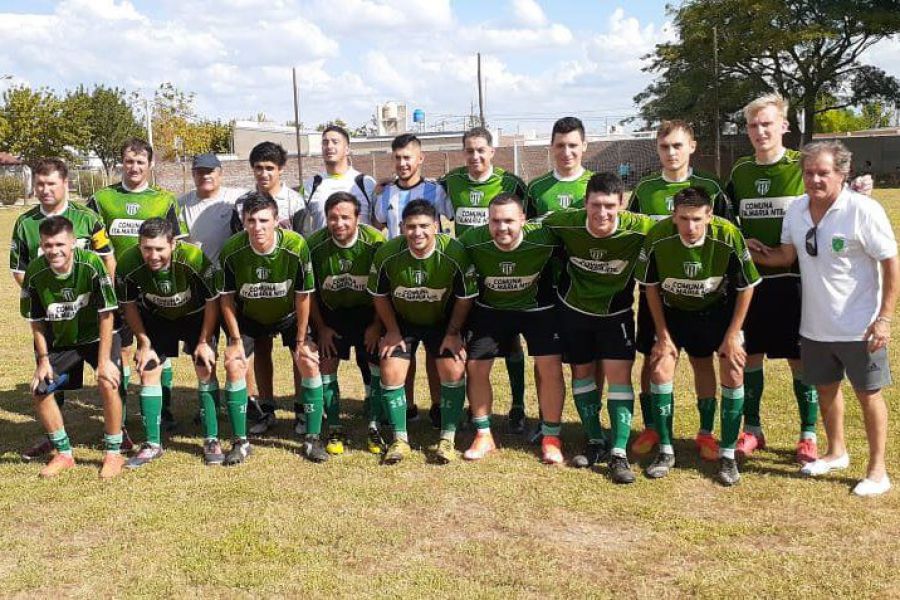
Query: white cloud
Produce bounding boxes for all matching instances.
[511,0,547,27]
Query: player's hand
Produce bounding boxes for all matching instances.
[380,329,406,360]
[746,238,771,255]
[864,318,891,353]
[97,360,121,389]
[134,346,160,374]
[651,333,678,362]
[364,322,382,356]
[851,174,874,196]
[224,339,247,370]
[717,331,746,369]
[317,326,340,359]
[31,361,54,396]
[439,332,467,362]
[294,339,320,366]
[193,341,216,372]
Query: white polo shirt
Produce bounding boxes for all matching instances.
[178,186,247,262]
[781,187,897,341]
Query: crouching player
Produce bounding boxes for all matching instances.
[116,218,223,466]
[635,187,760,485]
[21,216,126,478]
[219,192,327,464]
[460,193,566,464]
[368,199,478,464]
[307,192,386,455]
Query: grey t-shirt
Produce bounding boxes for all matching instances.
[178,186,246,262]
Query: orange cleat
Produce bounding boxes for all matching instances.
[39,453,75,478]
[541,435,564,465]
[695,432,720,462]
[795,438,818,464]
[735,431,766,458]
[99,452,125,479]
[464,432,496,461]
[630,428,660,456]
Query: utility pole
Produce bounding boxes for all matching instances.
[713,26,721,178]
[144,97,153,148]
[292,67,304,184]
[477,52,485,128]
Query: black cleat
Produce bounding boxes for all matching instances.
[717,456,741,486]
[609,454,636,484]
[223,439,251,466]
[572,440,610,468]
[507,406,526,435]
[645,452,675,479]
[303,435,330,463]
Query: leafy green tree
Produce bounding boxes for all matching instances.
[0,86,74,166]
[65,85,143,175]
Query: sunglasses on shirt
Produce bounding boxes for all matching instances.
[805,225,817,257]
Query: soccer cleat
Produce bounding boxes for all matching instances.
[120,428,135,453]
[433,438,457,464]
[293,415,307,437]
[325,431,346,456]
[853,476,892,497]
[21,437,53,462]
[645,452,675,479]
[303,435,330,463]
[507,406,526,435]
[223,439,252,466]
[428,403,440,429]
[717,457,741,486]
[796,438,818,464]
[161,407,177,433]
[541,435,564,465]
[800,453,850,477]
[126,443,164,469]
[383,439,411,465]
[366,428,385,454]
[630,428,660,456]
[249,411,275,435]
[99,452,126,479]
[406,403,420,423]
[695,432,720,462]
[203,439,225,465]
[39,453,75,478]
[609,455,636,484]
[464,432,496,461]
[571,440,610,469]
[735,431,766,458]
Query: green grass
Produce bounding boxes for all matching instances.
[2,191,900,598]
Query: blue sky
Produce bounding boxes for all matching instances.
[0,0,896,135]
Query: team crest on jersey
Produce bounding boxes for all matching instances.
[61,288,75,302]
[557,194,572,209]
[589,248,606,260]
[125,203,140,216]
[755,179,771,195]
[158,280,172,294]
[338,259,354,273]
[665,196,674,211]
[256,267,270,280]
[683,261,702,278]
[500,262,516,275]
[412,270,427,285]
[469,190,484,206]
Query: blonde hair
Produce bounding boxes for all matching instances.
[743,93,789,121]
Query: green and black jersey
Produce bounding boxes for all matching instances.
[367,234,478,327]
[629,169,732,222]
[219,229,314,326]
[10,201,111,274]
[440,166,527,236]
[543,209,654,316]
[87,183,185,257]
[459,222,558,311]
[636,216,761,312]
[526,168,594,218]
[307,224,385,312]
[21,249,118,347]
[116,241,219,320]
[726,149,803,277]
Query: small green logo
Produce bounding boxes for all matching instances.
[831,236,846,253]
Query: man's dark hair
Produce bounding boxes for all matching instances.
[673,186,712,209]
[39,215,74,238]
[585,172,625,198]
[121,137,154,162]
[489,192,524,212]
[249,141,287,168]
[242,191,279,218]
[402,198,437,221]
[324,191,360,217]
[551,116,585,142]
[391,133,420,152]
[322,124,351,144]
[463,126,493,148]
[139,217,175,241]
[33,158,69,180]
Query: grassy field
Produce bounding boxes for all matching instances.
[2,192,900,598]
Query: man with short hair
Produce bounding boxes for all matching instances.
[441,127,529,433]
[367,199,477,464]
[87,138,185,439]
[307,192,385,455]
[11,157,114,461]
[750,140,898,496]
[116,218,224,467]
[636,187,760,486]
[543,173,654,482]
[629,120,732,461]
[219,192,326,464]
[21,216,126,478]
[726,94,820,464]
[525,116,594,217]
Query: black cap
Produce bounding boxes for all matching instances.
[192,153,221,169]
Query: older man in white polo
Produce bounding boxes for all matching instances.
[751,140,898,496]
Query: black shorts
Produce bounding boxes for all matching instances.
[560,305,636,364]
[141,309,217,363]
[388,320,454,360]
[467,305,561,360]
[37,332,84,390]
[664,302,732,359]
[316,305,375,362]
[238,314,299,357]
[47,333,123,386]
[636,290,656,355]
[743,276,801,359]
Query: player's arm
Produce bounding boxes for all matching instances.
[748,241,797,267]
[440,298,472,362]
[644,284,677,360]
[309,294,338,359]
[30,322,53,393]
[719,286,753,370]
[194,297,220,371]
[10,222,28,287]
[95,311,120,388]
[122,302,157,373]
[864,256,899,352]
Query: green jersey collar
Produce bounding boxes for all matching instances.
[121,180,150,193]
[467,168,495,183]
[39,199,69,217]
[661,167,693,184]
[755,147,787,166]
[553,166,585,182]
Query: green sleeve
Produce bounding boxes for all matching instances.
[20,269,43,321]
[10,218,28,273]
[91,254,119,311]
[297,239,315,293]
[367,244,388,296]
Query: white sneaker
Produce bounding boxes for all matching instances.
[800,453,850,476]
[853,476,891,497]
